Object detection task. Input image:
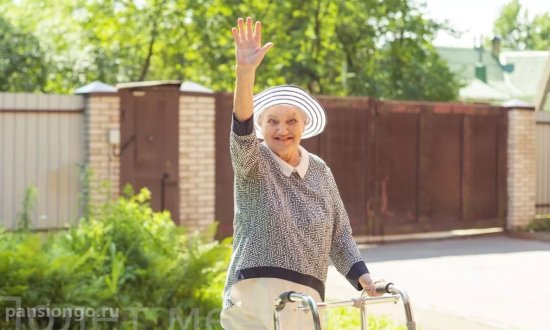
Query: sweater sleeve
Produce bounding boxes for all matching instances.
[230,114,262,180]
[326,167,370,291]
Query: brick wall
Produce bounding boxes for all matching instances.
[507,108,536,229]
[178,93,216,230]
[83,94,121,207]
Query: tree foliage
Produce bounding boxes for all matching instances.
[0,0,460,101]
[0,14,47,92]
[493,0,550,50]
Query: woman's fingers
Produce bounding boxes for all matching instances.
[246,17,253,39]
[234,17,262,44]
[253,21,262,45]
[359,273,385,296]
[365,280,375,295]
[237,17,245,39]
[231,27,241,44]
[257,42,273,62]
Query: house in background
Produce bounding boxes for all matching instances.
[437,37,550,111]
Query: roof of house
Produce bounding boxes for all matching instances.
[437,47,505,83]
[500,51,549,97]
[75,81,117,94]
[459,79,510,101]
[437,46,549,108]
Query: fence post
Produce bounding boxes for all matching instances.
[179,83,216,230]
[506,106,536,230]
[76,81,120,209]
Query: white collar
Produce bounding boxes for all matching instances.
[261,142,310,179]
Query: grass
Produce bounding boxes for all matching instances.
[323,307,406,329]
[526,214,550,232]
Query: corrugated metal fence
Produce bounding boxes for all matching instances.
[0,93,85,230]
[536,111,550,215]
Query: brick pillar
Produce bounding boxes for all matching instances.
[178,92,215,230]
[507,107,536,229]
[78,82,120,208]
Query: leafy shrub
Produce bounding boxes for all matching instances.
[526,216,550,232]
[0,188,231,329]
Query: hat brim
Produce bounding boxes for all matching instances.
[253,85,326,139]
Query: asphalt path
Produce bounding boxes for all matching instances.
[325,235,550,330]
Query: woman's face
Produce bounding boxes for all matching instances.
[259,105,307,156]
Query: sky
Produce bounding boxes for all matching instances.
[418,0,550,47]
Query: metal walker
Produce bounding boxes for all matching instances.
[273,282,416,330]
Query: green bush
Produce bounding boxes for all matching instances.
[0,188,231,329]
[526,216,550,232]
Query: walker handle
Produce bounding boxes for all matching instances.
[274,291,296,312]
[375,281,395,294]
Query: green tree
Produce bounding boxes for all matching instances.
[334,0,460,100]
[1,0,100,93]
[175,0,459,100]
[531,13,550,50]
[0,15,47,92]
[0,0,175,92]
[0,0,460,101]
[493,0,550,50]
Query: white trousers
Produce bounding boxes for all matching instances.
[220,278,323,330]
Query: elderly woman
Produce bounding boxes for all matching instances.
[221,17,381,329]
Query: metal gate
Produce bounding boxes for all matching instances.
[369,102,507,235]
[119,82,180,223]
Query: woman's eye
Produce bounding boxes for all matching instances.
[268,119,278,125]
[288,118,297,124]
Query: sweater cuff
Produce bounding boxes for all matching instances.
[232,114,255,136]
[346,261,369,291]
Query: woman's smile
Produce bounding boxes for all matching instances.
[274,136,294,143]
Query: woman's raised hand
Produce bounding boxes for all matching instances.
[231,17,273,71]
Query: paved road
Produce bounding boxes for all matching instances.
[325,235,550,330]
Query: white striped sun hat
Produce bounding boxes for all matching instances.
[253,85,327,139]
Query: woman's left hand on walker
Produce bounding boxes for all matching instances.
[359,273,385,296]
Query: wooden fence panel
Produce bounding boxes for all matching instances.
[420,111,463,224]
[214,94,508,238]
[317,97,371,235]
[214,93,235,238]
[375,106,421,233]
[465,115,499,220]
[374,103,506,234]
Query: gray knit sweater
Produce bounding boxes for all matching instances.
[223,116,368,308]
